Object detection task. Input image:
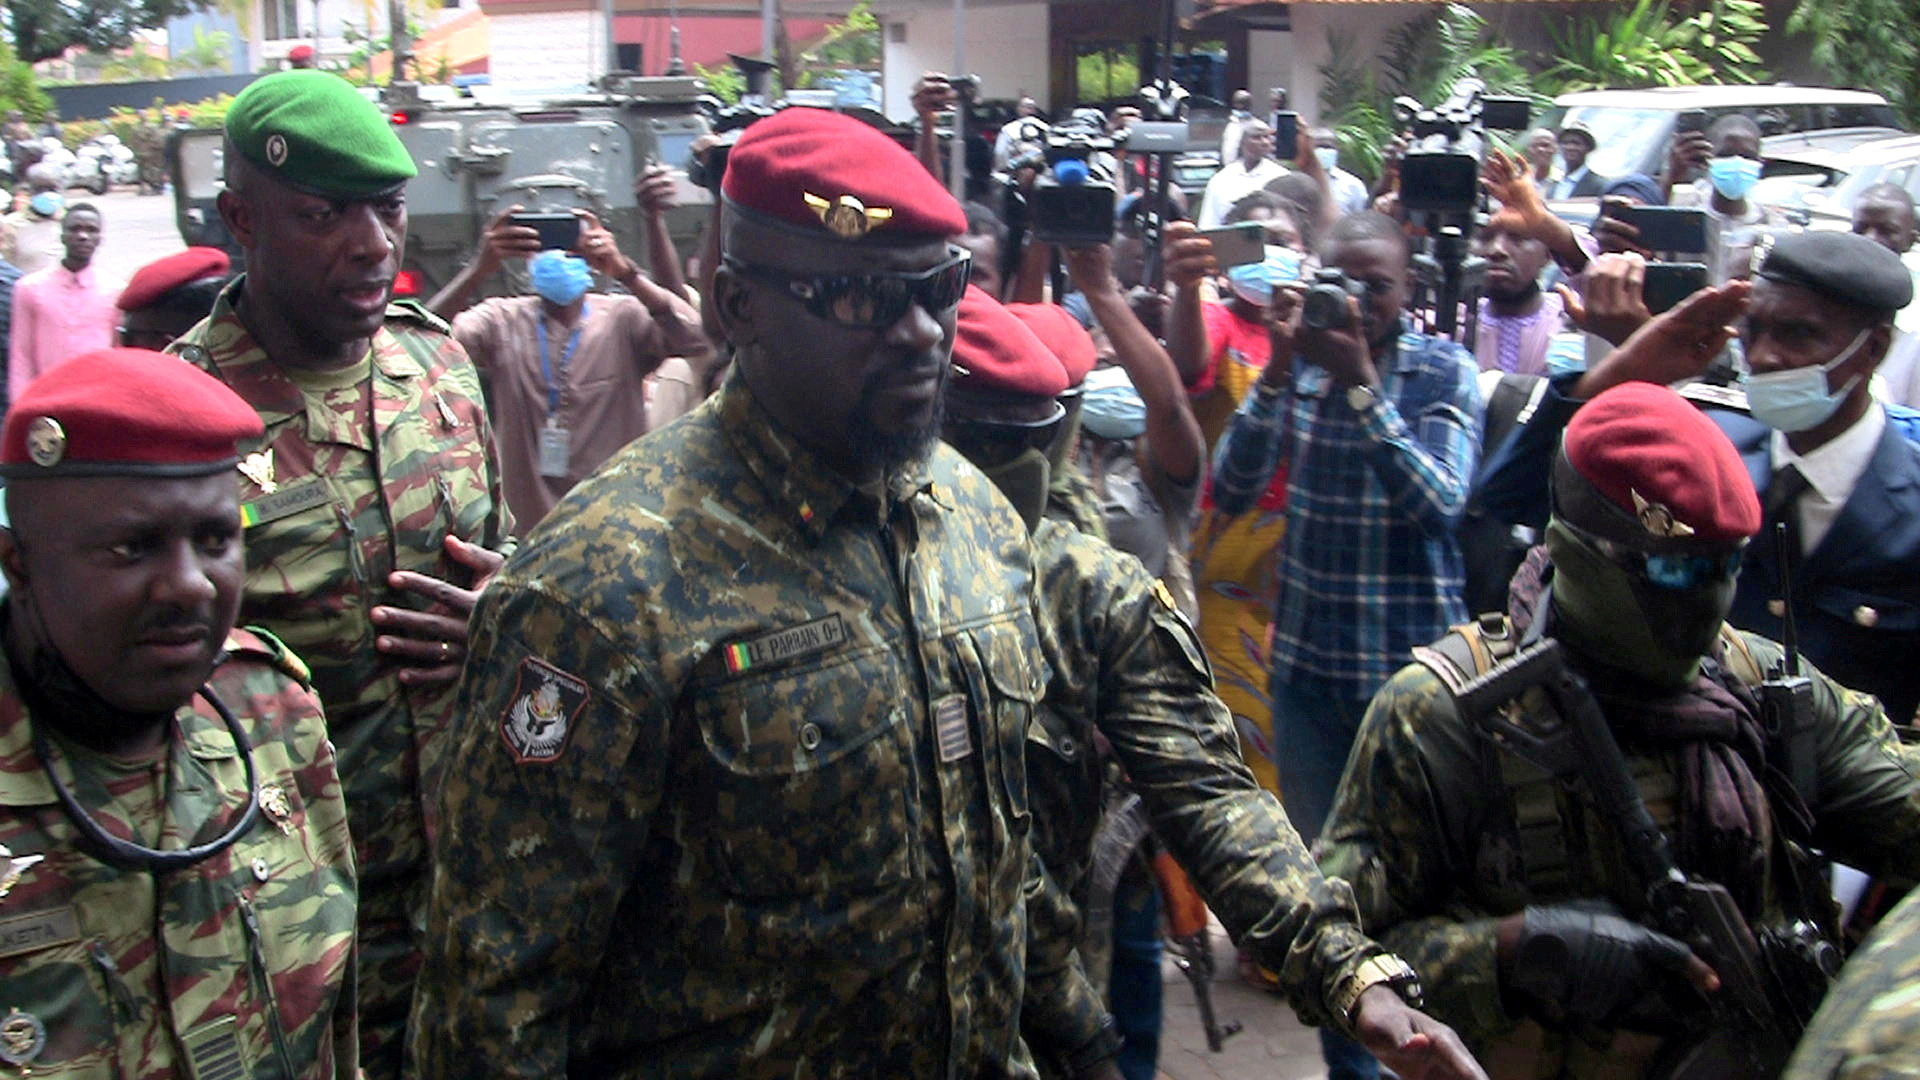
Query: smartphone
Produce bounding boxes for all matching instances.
[1273,110,1299,161]
[1198,222,1266,269]
[1642,261,1710,314]
[1675,109,1710,135]
[510,212,583,252]
[1602,203,1710,254]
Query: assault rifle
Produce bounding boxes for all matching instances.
[1453,638,1806,1078]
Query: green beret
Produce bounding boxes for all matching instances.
[225,70,417,198]
[1758,230,1914,315]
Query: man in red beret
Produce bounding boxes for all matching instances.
[945,288,1485,1080]
[0,348,357,1077]
[117,246,230,351]
[1317,380,1920,1079]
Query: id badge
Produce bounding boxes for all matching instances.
[538,421,571,478]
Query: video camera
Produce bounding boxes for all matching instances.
[1396,79,1530,214]
[684,99,777,193]
[1008,113,1121,248]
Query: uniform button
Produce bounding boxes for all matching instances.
[176,345,205,363]
[1855,605,1880,628]
[1057,735,1077,760]
[1767,599,1787,618]
[799,723,822,751]
[251,857,271,883]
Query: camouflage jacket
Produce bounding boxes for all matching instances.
[1319,629,1920,1078]
[1021,518,1379,1064]
[0,627,357,1079]
[1784,884,1920,1080]
[412,379,1044,1079]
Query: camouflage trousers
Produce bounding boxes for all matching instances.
[356,864,425,1080]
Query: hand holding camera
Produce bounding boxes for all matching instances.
[1298,268,1378,389]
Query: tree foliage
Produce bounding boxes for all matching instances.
[1539,0,1767,92]
[8,0,209,64]
[0,39,49,118]
[1790,0,1920,128]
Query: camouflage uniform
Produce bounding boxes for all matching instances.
[171,280,514,1078]
[125,116,164,195]
[411,378,1043,1078]
[1021,516,1381,1066]
[1784,885,1920,1080]
[1319,629,1920,1079]
[0,627,357,1078]
[1046,460,1109,543]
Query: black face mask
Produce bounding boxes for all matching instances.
[1545,520,1739,692]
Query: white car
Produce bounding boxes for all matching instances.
[1752,130,1920,229]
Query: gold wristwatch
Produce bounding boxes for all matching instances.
[1332,954,1424,1025]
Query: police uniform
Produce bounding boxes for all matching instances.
[0,349,358,1078]
[1318,384,1920,1079]
[411,108,1044,1078]
[168,70,516,1078]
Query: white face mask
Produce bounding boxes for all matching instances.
[1746,326,1872,433]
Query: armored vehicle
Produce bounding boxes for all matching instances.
[168,74,713,301]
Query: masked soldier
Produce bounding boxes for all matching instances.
[0,349,356,1077]
[1318,380,1920,1079]
[169,69,515,1077]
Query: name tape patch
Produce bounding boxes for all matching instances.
[239,478,329,529]
[722,614,849,676]
[0,907,79,960]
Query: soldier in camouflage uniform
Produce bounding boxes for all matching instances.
[0,349,356,1077]
[168,70,514,1078]
[125,109,165,196]
[1784,885,1920,1079]
[942,285,1483,1080]
[414,108,1047,1077]
[1319,379,1920,1079]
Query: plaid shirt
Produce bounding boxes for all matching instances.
[1212,324,1482,701]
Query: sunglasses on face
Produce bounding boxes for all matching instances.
[1581,526,1747,591]
[723,248,973,328]
[944,403,1067,468]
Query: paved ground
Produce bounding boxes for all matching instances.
[85,185,192,284]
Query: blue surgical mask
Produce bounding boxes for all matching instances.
[1746,326,1871,433]
[1080,366,1147,440]
[1226,245,1304,306]
[1708,156,1761,201]
[1314,147,1340,173]
[1545,333,1588,379]
[529,249,592,306]
[28,192,60,217]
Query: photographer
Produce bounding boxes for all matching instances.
[1666,114,1783,282]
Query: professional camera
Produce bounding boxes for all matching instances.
[1397,79,1530,214]
[1020,114,1119,247]
[686,99,777,193]
[1302,268,1367,330]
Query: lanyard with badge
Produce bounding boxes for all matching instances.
[537,304,585,478]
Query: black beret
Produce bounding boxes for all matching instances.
[1758,230,1914,315]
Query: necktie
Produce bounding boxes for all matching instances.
[1766,463,1811,564]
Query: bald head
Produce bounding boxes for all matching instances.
[1854,182,1918,255]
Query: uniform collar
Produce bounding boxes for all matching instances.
[716,375,934,542]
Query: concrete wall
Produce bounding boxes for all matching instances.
[1280,3,1424,126]
[880,1,1050,119]
[487,9,601,91]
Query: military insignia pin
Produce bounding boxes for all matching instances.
[1631,489,1696,538]
[237,450,276,494]
[0,844,43,902]
[499,658,588,764]
[0,1008,45,1067]
[24,417,64,468]
[265,133,289,167]
[802,192,894,239]
[258,783,295,836]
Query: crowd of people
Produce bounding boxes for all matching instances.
[0,60,1917,1080]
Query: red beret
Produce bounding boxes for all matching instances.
[118,247,230,311]
[723,108,966,240]
[1007,302,1098,387]
[951,285,1069,399]
[1561,382,1760,544]
[0,349,264,479]
[287,43,314,61]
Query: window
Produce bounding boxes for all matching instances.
[262,0,298,41]
[1074,43,1139,105]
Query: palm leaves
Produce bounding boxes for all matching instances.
[1539,0,1767,91]
[1790,0,1920,127]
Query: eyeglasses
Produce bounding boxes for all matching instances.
[1579,525,1747,591]
[723,248,972,328]
[943,401,1067,468]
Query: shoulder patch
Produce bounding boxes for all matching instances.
[500,657,588,764]
[224,626,312,688]
[385,297,452,335]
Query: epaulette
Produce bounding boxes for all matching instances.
[385,297,452,335]
[223,625,313,689]
[1677,380,1749,414]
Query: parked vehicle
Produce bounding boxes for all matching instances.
[1752,130,1920,228]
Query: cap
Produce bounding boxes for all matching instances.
[1559,121,1596,149]
[1758,230,1914,315]
[225,69,417,198]
[1554,382,1759,547]
[1007,302,1098,387]
[118,247,231,311]
[287,43,314,62]
[0,349,264,479]
[1601,172,1664,206]
[951,285,1069,399]
[723,107,966,240]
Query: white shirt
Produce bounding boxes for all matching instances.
[1551,165,1590,200]
[1873,330,1920,407]
[1328,168,1370,216]
[1772,403,1885,555]
[1197,157,1287,229]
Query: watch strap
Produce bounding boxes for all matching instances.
[1332,954,1424,1027]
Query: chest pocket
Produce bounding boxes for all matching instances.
[954,617,1044,833]
[0,849,134,1077]
[689,642,915,900]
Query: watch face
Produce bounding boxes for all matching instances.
[1346,384,1375,412]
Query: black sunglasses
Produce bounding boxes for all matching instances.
[724,248,972,328]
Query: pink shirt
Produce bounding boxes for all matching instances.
[9,263,119,397]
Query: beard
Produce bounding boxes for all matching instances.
[847,359,949,473]
[1487,277,1542,308]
